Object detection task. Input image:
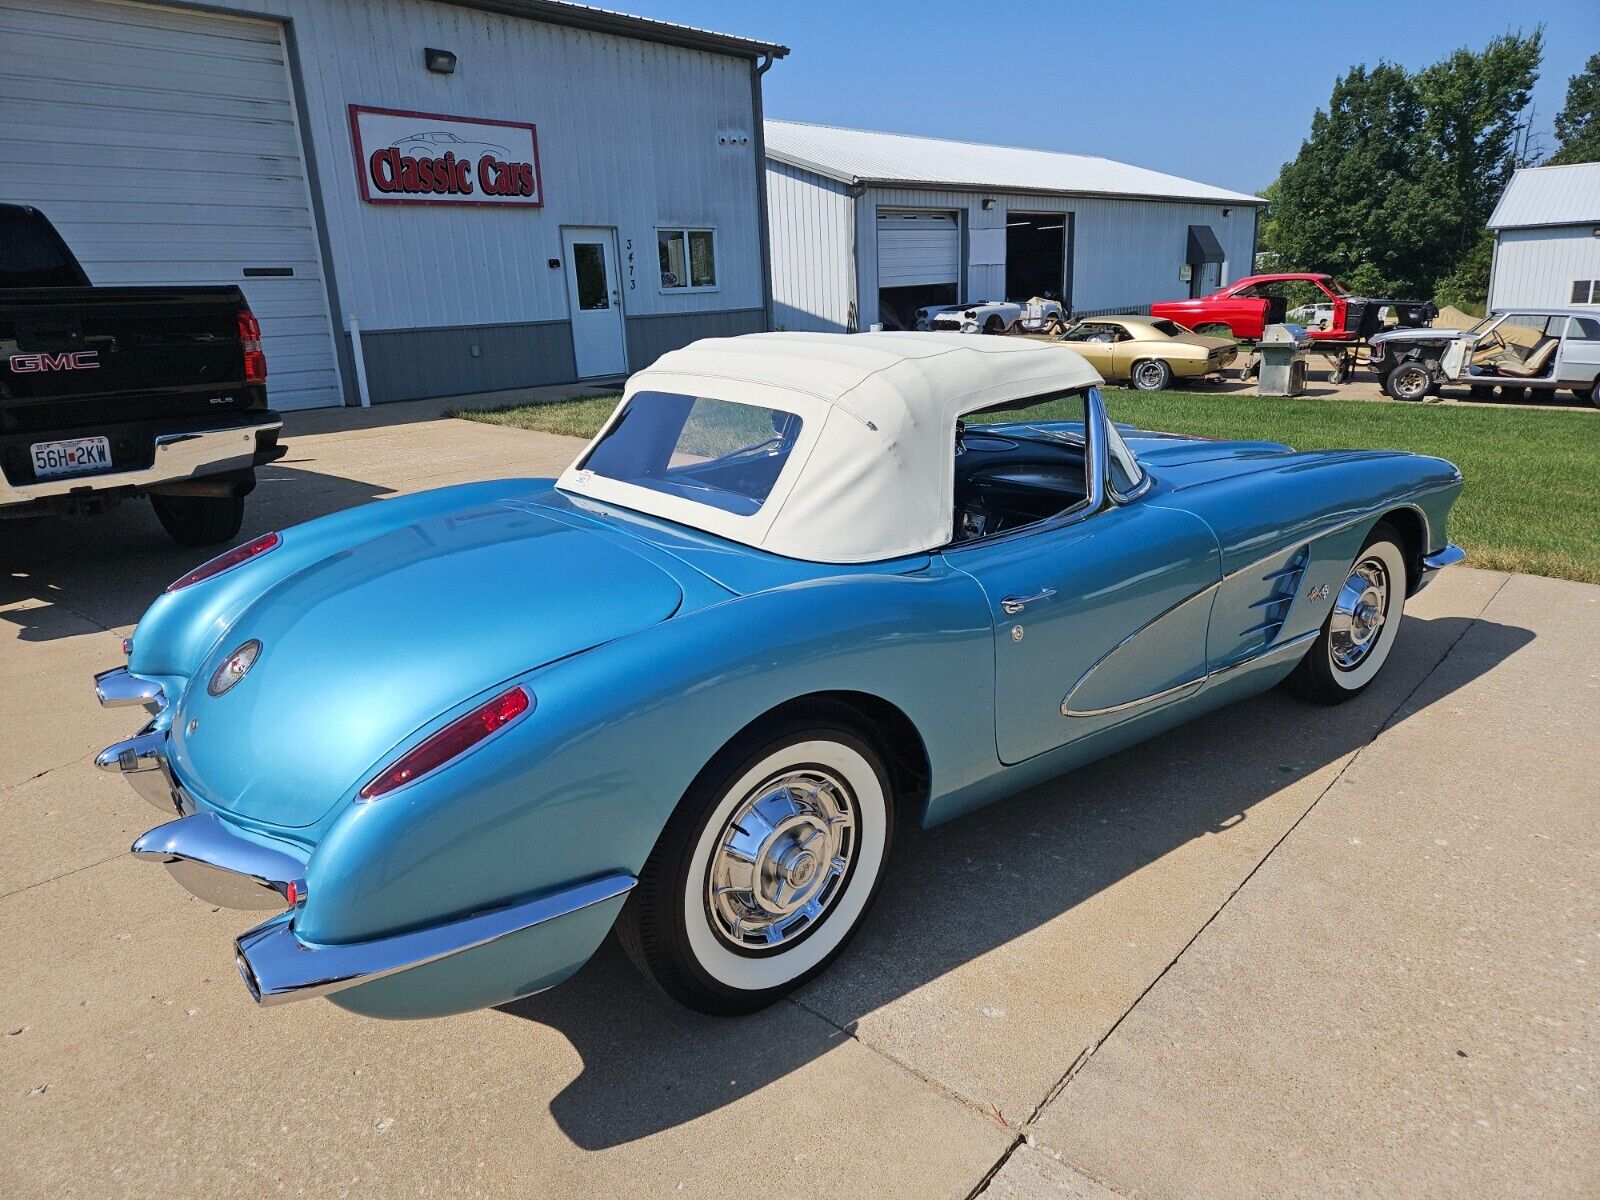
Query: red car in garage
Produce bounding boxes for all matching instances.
[1151,273,1436,342]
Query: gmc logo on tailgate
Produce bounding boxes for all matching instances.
[8,351,100,372]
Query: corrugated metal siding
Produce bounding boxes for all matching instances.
[242,0,766,334]
[852,187,1255,318]
[624,307,764,369]
[0,0,344,410]
[350,320,574,402]
[765,160,855,332]
[1489,227,1600,309]
[1488,163,1600,230]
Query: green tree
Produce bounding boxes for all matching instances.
[1549,51,1600,165]
[1261,32,1543,305]
[1266,63,1428,295]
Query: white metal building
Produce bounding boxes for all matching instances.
[1487,163,1600,311]
[764,121,1266,334]
[0,0,785,408]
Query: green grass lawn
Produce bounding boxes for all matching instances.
[453,388,1600,584]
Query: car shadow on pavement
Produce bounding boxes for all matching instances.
[501,612,1534,1149]
[0,461,392,642]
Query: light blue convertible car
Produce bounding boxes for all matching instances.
[99,333,1465,1018]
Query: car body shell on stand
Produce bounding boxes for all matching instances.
[99,332,1465,1019]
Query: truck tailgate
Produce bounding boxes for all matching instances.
[1,286,252,434]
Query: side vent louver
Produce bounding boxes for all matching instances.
[1239,546,1310,648]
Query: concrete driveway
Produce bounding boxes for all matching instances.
[2,397,1595,1198]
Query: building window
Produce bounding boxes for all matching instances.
[658,228,717,291]
[1572,280,1598,304]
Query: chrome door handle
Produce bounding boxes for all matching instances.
[1000,588,1056,615]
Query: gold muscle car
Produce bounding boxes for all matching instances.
[1059,315,1238,390]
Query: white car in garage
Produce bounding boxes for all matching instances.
[917,297,1066,335]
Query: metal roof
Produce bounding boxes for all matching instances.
[1488,163,1600,230]
[447,1,787,59]
[765,120,1264,206]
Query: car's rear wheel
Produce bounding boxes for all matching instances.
[1384,361,1432,401]
[1284,524,1408,705]
[616,711,894,1014]
[149,493,246,548]
[1131,358,1173,391]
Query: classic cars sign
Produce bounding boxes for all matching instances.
[348,105,542,208]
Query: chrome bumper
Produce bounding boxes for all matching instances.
[0,422,280,506]
[94,722,178,811]
[1422,544,1467,572]
[132,812,306,910]
[234,873,636,1007]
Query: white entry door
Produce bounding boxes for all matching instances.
[562,228,628,378]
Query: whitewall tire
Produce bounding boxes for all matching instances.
[1285,525,1408,704]
[617,711,894,1014]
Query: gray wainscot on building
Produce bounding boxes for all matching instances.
[1487,162,1600,312]
[2,0,786,408]
[763,121,1266,334]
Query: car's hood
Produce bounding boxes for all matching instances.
[1371,326,1464,346]
[168,502,683,828]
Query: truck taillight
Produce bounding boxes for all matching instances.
[238,309,267,385]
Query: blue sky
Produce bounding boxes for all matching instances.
[618,0,1599,193]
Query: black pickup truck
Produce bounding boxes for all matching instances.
[0,204,286,546]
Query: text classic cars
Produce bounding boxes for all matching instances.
[98,333,1465,1019]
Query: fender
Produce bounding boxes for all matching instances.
[294,562,996,946]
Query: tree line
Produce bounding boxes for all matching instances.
[1259,36,1598,310]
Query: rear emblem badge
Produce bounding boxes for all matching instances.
[208,639,261,697]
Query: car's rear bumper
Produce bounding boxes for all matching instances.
[0,418,283,508]
[235,873,635,1009]
[100,671,634,1015]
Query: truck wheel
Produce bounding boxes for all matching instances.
[1383,362,1431,401]
[1131,359,1172,391]
[149,494,246,547]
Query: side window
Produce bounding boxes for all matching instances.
[657,228,718,291]
[1567,317,1600,341]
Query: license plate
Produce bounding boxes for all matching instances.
[31,435,112,478]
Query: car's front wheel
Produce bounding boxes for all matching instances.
[1284,524,1408,704]
[617,710,894,1014]
[1384,361,1432,401]
[1131,358,1173,391]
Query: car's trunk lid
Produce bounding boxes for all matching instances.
[169,502,683,828]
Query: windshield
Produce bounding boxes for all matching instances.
[576,392,803,516]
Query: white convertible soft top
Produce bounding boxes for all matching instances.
[556,331,1103,563]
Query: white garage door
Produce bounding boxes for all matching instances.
[877,210,960,288]
[0,0,343,410]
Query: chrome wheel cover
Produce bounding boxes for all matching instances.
[1135,361,1165,389]
[705,768,859,953]
[1330,556,1391,671]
